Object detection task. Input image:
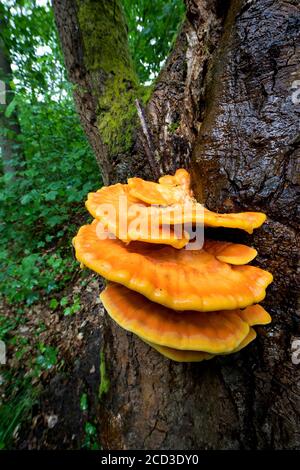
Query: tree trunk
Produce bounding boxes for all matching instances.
[0,7,24,176]
[53,0,300,449]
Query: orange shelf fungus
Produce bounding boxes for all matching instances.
[73,221,273,312]
[203,240,258,265]
[128,169,193,205]
[86,178,266,241]
[100,283,270,357]
[158,168,192,193]
[128,177,189,205]
[73,168,273,362]
[142,328,257,363]
[86,184,189,248]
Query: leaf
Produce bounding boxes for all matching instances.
[80,393,88,412]
[60,296,68,307]
[20,194,32,205]
[49,298,58,310]
[4,98,17,118]
[36,346,58,370]
[85,422,97,436]
[63,307,72,316]
[47,215,66,227]
[45,190,58,201]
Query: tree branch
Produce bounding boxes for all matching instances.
[135,99,160,180]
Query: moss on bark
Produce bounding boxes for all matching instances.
[77,0,141,156]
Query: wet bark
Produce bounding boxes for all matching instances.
[54,0,300,449]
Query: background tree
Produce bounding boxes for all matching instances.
[0,2,24,176]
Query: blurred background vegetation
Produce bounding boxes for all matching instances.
[0,0,185,448]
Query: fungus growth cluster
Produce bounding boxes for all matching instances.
[73,169,273,362]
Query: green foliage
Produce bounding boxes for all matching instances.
[0,1,100,305]
[0,378,37,449]
[80,392,88,412]
[62,296,81,316]
[122,0,185,83]
[168,121,180,133]
[35,344,58,371]
[82,421,100,450]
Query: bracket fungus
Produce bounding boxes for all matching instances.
[143,328,258,363]
[86,183,190,248]
[73,168,273,362]
[86,168,267,246]
[100,283,271,354]
[73,222,272,312]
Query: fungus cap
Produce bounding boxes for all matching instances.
[203,240,257,265]
[100,283,270,354]
[86,183,189,249]
[86,184,189,248]
[86,180,267,235]
[143,328,257,362]
[73,221,273,312]
[237,304,271,325]
[128,177,189,205]
[129,169,192,204]
[128,169,266,233]
[159,168,192,193]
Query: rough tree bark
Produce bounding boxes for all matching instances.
[53,0,300,449]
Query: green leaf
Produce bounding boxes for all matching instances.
[63,307,72,316]
[20,194,32,205]
[60,296,68,307]
[85,422,97,436]
[49,298,58,309]
[45,190,58,201]
[47,215,65,227]
[4,98,17,118]
[80,393,88,412]
[36,346,58,370]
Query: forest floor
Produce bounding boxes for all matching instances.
[0,271,106,449]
